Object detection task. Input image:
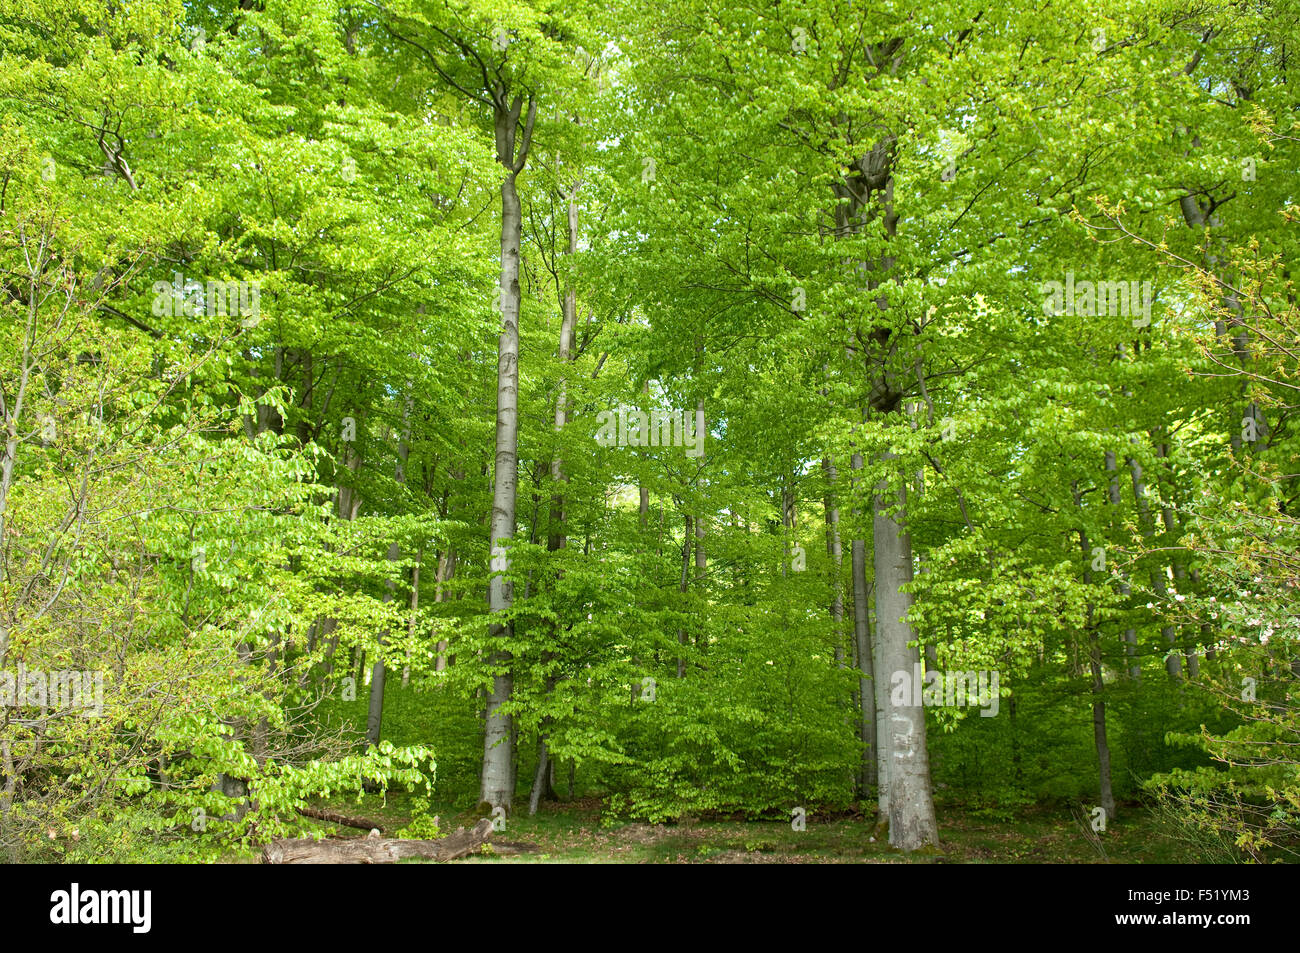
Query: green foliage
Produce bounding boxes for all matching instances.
[1,0,1296,863]
[397,793,442,840]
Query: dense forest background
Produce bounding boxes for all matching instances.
[1,0,1297,863]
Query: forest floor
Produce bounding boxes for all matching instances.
[286,793,1193,864]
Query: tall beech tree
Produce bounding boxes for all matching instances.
[378,0,596,812]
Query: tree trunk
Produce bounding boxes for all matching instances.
[365,540,400,748]
[830,126,931,842]
[824,457,860,796]
[1105,450,1140,678]
[480,93,536,813]
[1127,452,1180,677]
[367,417,409,748]
[1179,189,1268,453]
[549,183,578,550]
[352,646,365,688]
[1089,636,1116,822]
[322,435,363,678]
[677,513,692,678]
[873,587,890,825]
[402,548,422,688]
[1075,483,1116,822]
[263,819,494,864]
[529,182,579,814]
[1154,441,1199,676]
[296,805,387,832]
[528,735,550,817]
[433,548,455,672]
[694,507,706,652]
[839,453,877,800]
[852,537,879,799]
[873,463,939,850]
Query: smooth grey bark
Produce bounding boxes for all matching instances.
[873,464,939,850]
[694,508,706,652]
[1178,171,1260,672]
[480,92,537,813]
[852,539,877,798]
[903,403,938,671]
[850,134,938,849]
[531,182,579,815]
[528,682,561,813]
[823,462,844,639]
[639,382,651,530]
[1127,452,1180,677]
[1153,440,1200,676]
[1075,483,1116,821]
[353,644,366,685]
[549,181,579,552]
[366,416,409,747]
[839,453,877,798]
[528,737,550,817]
[829,117,936,845]
[1105,450,1140,678]
[322,438,363,677]
[823,460,856,791]
[365,541,400,747]
[433,548,455,672]
[1089,632,1116,823]
[676,513,692,678]
[402,547,422,688]
[873,587,890,824]
[781,481,795,577]
[1179,188,1268,453]
[849,438,889,820]
[237,375,285,783]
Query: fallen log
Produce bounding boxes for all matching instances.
[262,818,493,865]
[295,805,389,833]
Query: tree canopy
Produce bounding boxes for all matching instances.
[1,0,1297,864]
